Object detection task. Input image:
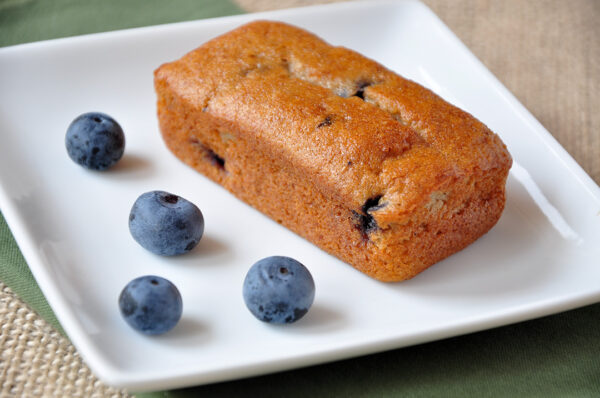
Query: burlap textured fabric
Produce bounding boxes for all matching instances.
[1,1,598,397]
[0,282,129,397]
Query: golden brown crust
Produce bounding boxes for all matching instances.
[154,20,512,282]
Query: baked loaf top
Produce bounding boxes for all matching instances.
[155,21,512,281]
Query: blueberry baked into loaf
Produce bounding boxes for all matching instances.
[154,21,512,282]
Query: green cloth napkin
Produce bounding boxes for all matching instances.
[0,0,243,46]
[1,1,599,397]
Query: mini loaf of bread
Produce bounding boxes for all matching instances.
[154,21,512,282]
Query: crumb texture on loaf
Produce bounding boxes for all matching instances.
[154,21,512,282]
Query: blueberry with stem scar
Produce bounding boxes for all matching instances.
[243,256,315,324]
[129,191,204,256]
[65,112,125,170]
[118,275,182,335]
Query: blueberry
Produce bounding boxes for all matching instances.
[118,275,182,335]
[65,112,125,170]
[243,256,315,324]
[129,191,204,256]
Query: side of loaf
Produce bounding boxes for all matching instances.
[154,21,512,282]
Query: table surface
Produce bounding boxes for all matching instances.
[0,0,598,396]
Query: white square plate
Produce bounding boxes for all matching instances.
[1,0,599,392]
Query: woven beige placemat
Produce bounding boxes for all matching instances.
[1,1,598,397]
[0,282,129,397]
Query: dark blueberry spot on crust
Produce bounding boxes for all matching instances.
[208,150,226,169]
[317,115,333,128]
[353,81,372,100]
[190,139,226,170]
[352,211,377,241]
[347,161,353,167]
[353,196,386,240]
[362,195,385,213]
